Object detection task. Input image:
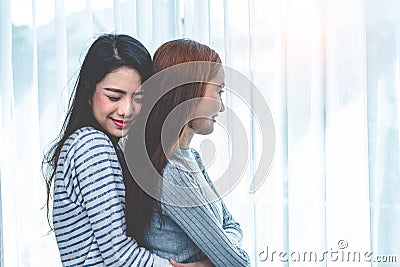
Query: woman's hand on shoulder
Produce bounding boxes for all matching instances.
[169,258,214,267]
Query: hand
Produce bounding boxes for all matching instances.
[170,257,214,267]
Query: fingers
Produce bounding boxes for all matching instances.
[169,259,197,267]
[170,259,183,267]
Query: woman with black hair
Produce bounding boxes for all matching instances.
[43,34,211,267]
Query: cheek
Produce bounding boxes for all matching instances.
[134,103,142,114]
[212,99,221,111]
[92,91,108,110]
[192,103,205,118]
[201,98,220,114]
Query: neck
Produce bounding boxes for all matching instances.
[178,124,195,149]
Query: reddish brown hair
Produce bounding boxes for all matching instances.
[125,39,222,245]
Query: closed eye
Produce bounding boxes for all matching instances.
[133,97,143,104]
[133,91,144,104]
[107,96,120,101]
[218,83,225,94]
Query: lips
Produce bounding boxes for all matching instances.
[112,118,132,128]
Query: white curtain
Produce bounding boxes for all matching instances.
[1,0,399,266]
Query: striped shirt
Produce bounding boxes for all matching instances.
[144,148,251,267]
[53,127,170,267]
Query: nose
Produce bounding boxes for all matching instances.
[219,96,225,112]
[117,98,135,119]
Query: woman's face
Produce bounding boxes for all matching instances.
[91,67,143,138]
[189,69,225,135]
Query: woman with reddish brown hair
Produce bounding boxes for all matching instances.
[125,39,250,267]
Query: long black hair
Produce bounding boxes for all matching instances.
[42,33,152,228]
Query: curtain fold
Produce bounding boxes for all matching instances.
[0,168,3,266]
[121,0,136,37]
[152,0,178,52]
[15,0,45,265]
[285,0,326,257]
[85,0,93,38]
[0,0,19,265]
[365,0,400,264]
[114,0,122,32]
[1,0,399,266]
[136,0,153,51]
[324,1,372,263]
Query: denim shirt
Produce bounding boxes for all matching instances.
[143,148,250,267]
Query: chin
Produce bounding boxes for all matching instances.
[197,127,214,135]
[110,128,129,138]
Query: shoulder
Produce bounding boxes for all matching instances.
[162,149,202,187]
[61,127,116,160]
[69,127,112,145]
[189,148,214,186]
[189,148,205,169]
[189,147,201,158]
[66,127,113,149]
[163,159,189,183]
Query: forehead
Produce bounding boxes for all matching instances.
[209,67,225,84]
[106,67,140,80]
[100,67,142,90]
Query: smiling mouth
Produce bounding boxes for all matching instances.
[112,118,132,128]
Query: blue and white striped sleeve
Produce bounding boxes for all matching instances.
[64,130,170,267]
[161,167,251,267]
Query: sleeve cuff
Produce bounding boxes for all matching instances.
[153,254,173,267]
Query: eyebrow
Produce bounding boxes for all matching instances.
[215,82,225,89]
[103,88,144,95]
[104,88,126,94]
[208,81,225,87]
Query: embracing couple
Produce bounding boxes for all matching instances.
[43,34,250,267]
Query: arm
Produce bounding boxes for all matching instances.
[72,130,171,267]
[191,148,243,248]
[221,200,243,247]
[161,167,250,267]
[170,258,214,267]
[200,165,243,248]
